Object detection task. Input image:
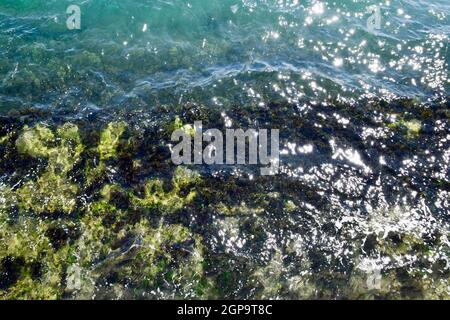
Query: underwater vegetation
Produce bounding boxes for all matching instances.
[0,98,449,299]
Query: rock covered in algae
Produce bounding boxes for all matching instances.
[16,122,83,171]
[98,121,127,161]
[63,182,211,299]
[0,132,13,145]
[14,123,83,214]
[0,217,73,299]
[84,121,128,186]
[388,117,422,139]
[0,99,448,299]
[1,118,208,299]
[166,116,195,137]
[15,124,54,158]
[131,167,200,214]
[17,171,79,214]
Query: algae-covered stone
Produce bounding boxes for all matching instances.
[116,220,210,299]
[0,98,448,300]
[213,201,265,216]
[0,132,13,144]
[72,202,210,298]
[347,269,403,299]
[251,250,285,299]
[15,124,55,158]
[132,167,199,213]
[388,117,421,138]
[166,116,195,137]
[0,184,16,221]
[75,185,129,270]
[70,51,102,68]
[17,170,79,214]
[83,121,128,186]
[53,123,84,172]
[16,122,83,172]
[284,200,297,212]
[98,122,127,161]
[403,119,421,138]
[14,123,83,214]
[0,218,72,299]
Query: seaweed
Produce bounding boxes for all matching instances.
[0,98,448,299]
[131,167,200,214]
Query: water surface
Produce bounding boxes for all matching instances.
[0,1,449,300]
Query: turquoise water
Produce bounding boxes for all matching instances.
[0,0,448,112]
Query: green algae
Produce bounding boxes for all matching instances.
[0,218,71,299]
[16,122,83,172]
[70,51,102,69]
[402,119,421,137]
[14,123,83,214]
[284,200,297,212]
[132,167,199,214]
[122,221,209,298]
[250,250,285,299]
[0,185,16,221]
[1,179,206,299]
[388,116,422,138]
[84,162,107,187]
[84,121,127,186]
[98,121,127,161]
[15,124,55,158]
[343,226,450,300]
[166,116,195,137]
[17,171,79,214]
[346,267,450,300]
[0,132,13,144]
[0,101,448,300]
[70,200,210,298]
[213,202,265,216]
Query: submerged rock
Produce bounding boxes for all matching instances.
[0,98,448,299]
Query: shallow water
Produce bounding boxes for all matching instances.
[0,1,449,300]
[0,0,448,111]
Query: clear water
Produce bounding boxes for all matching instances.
[0,0,448,112]
[0,1,449,300]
